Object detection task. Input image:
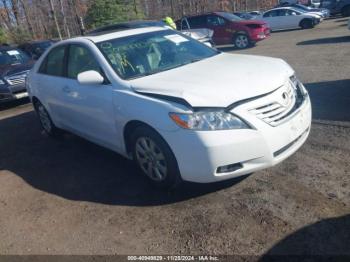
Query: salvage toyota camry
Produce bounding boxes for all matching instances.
[27,27,312,187]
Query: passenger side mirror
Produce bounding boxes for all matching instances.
[292,12,298,16]
[77,70,105,85]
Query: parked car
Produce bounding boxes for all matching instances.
[233,12,257,20]
[320,0,350,16]
[249,11,263,16]
[258,7,321,31]
[177,12,270,49]
[277,3,330,17]
[18,40,54,60]
[88,20,214,47]
[0,46,34,103]
[27,27,312,187]
[280,0,321,8]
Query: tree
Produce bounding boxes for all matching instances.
[85,0,144,29]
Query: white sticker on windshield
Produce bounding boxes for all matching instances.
[164,34,189,44]
[7,50,20,56]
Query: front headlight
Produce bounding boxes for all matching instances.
[290,74,308,97]
[169,110,250,131]
[0,79,6,85]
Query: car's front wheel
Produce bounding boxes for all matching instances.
[233,34,250,49]
[342,6,350,17]
[130,126,181,188]
[300,19,314,29]
[34,101,62,138]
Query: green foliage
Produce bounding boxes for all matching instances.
[9,28,32,44]
[0,28,9,44]
[86,0,144,29]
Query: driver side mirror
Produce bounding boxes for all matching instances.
[292,12,298,16]
[77,70,105,85]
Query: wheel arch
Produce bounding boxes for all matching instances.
[31,96,40,107]
[299,18,312,27]
[123,120,162,155]
[341,5,350,16]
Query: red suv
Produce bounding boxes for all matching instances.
[177,12,270,49]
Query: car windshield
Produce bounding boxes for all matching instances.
[217,12,243,21]
[0,49,30,66]
[96,30,219,80]
[235,13,254,20]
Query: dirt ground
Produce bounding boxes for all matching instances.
[0,18,349,257]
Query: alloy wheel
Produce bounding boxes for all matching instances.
[135,137,168,182]
[38,104,52,133]
[235,35,249,49]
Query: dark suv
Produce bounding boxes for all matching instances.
[176,12,270,49]
[19,40,54,60]
[320,0,350,16]
[0,46,34,103]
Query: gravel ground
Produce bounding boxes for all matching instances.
[0,18,349,257]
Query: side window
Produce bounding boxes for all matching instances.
[207,15,226,26]
[45,45,66,76]
[187,16,206,27]
[279,9,289,16]
[67,45,102,79]
[181,19,190,30]
[264,10,278,17]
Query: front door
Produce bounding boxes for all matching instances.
[205,15,231,45]
[59,44,120,150]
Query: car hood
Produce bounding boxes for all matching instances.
[0,61,35,78]
[130,53,294,108]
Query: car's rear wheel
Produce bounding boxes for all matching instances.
[300,19,314,29]
[34,101,62,138]
[233,34,250,49]
[130,126,181,188]
[341,6,350,17]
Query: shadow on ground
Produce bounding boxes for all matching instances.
[0,98,30,111]
[260,214,350,261]
[297,36,350,45]
[0,111,247,206]
[305,79,350,122]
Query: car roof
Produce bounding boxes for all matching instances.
[268,7,299,11]
[74,27,168,43]
[87,20,167,36]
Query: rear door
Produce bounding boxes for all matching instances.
[34,44,68,125]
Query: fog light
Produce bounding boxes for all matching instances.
[217,163,243,174]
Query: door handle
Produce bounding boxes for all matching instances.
[62,86,72,93]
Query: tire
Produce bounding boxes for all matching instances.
[34,101,62,138]
[233,34,250,49]
[130,126,182,188]
[341,6,350,17]
[300,19,313,29]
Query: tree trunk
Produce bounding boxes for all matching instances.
[48,0,62,40]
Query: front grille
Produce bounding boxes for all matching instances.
[249,79,306,126]
[7,78,25,86]
[5,71,29,86]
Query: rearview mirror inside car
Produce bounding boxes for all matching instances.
[77,70,104,85]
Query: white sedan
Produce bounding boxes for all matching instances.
[27,27,312,187]
[258,7,321,31]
